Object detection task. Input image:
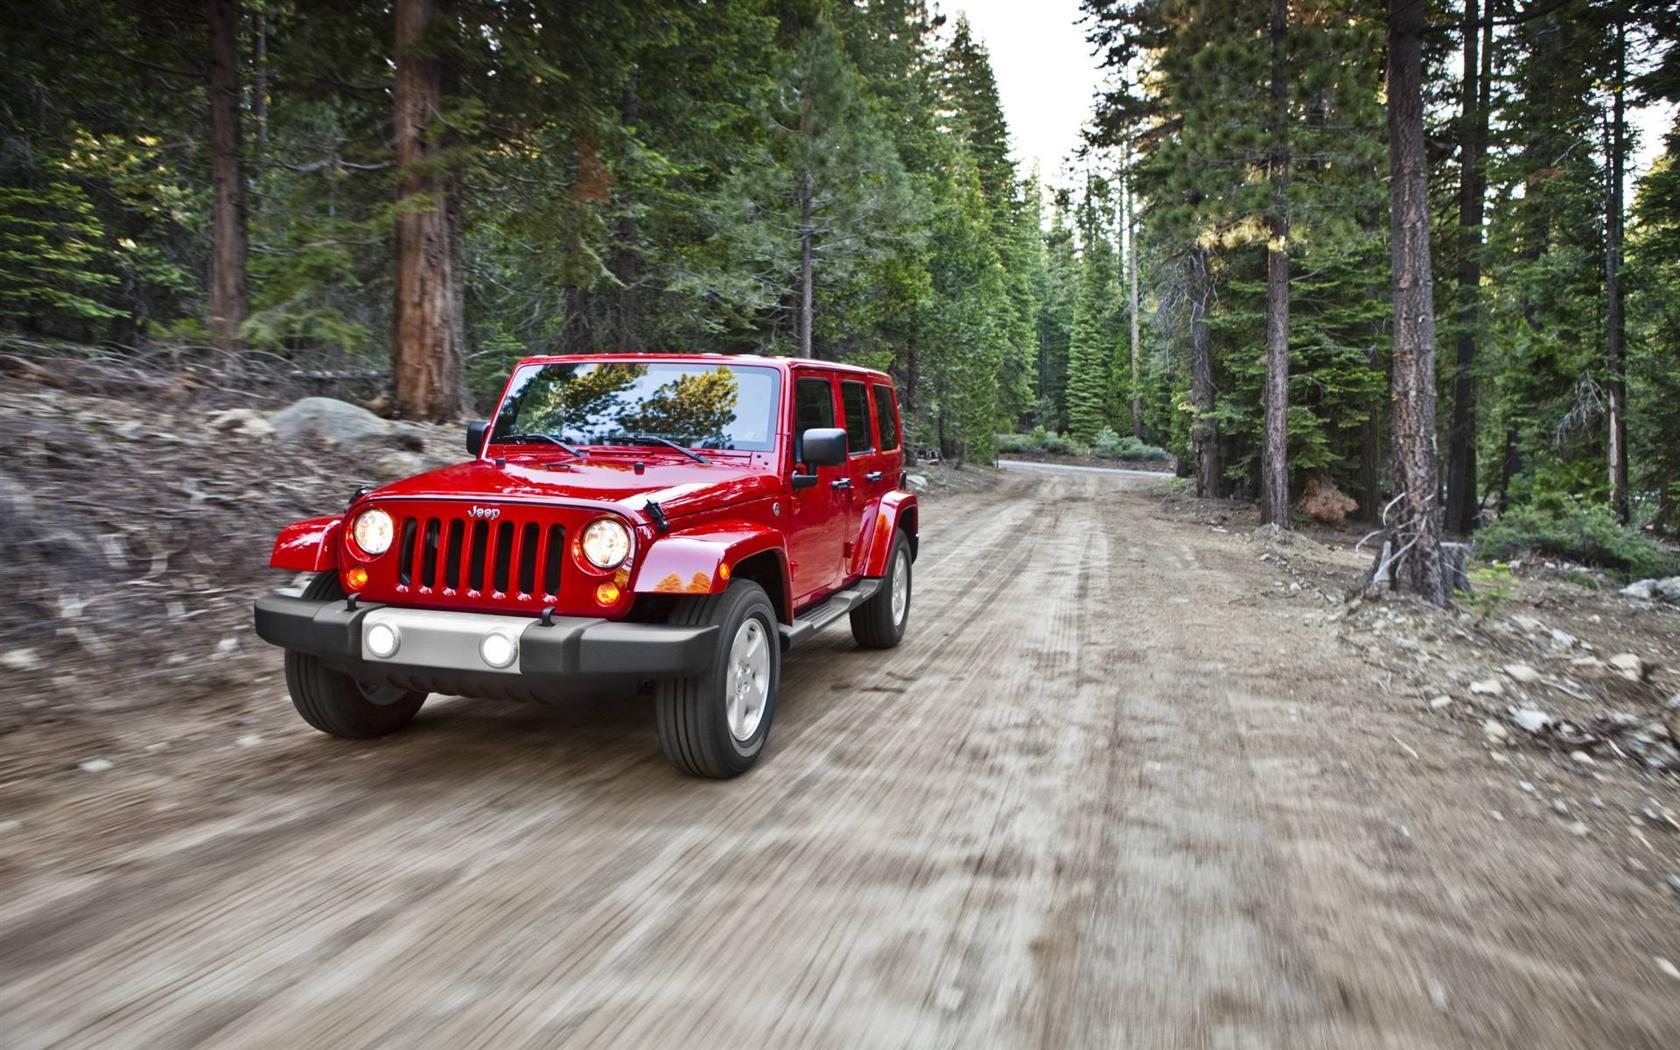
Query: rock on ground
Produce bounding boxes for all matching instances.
[206,408,276,437]
[1621,577,1680,603]
[1296,474,1359,525]
[268,397,423,450]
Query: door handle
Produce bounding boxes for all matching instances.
[865,471,884,482]
[831,478,853,491]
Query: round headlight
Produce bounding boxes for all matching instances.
[581,518,631,569]
[352,508,394,556]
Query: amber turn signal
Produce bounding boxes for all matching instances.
[594,581,621,605]
[346,566,369,590]
[718,562,731,582]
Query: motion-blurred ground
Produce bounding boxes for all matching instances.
[2,377,1679,1048]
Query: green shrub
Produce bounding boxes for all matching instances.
[1457,561,1516,619]
[1113,435,1171,462]
[1041,431,1088,457]
[996,426,1169,462]
[1474,503,1677,580]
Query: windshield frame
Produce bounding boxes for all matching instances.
[484,359,784,457]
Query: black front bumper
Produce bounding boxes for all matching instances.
[253,594,718,701]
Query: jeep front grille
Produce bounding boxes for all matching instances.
[394,512,566,600]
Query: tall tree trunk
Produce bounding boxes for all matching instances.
[440,1,467,411]
[206,0,247,353]
[252,4,268,173]
[1605,18,1629,522]
[1498,424,1520,511]
[1446,0,1490,536]
[1188,246,1219,498]
[1125,140,1142,438]
[612,71,640,355]
[796,80,815,360]
[798,167,814,359]
[1260,0,1291,527]
[1380,0,1447,603]
[392,0,463,421]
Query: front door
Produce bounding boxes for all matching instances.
[786,373,849,604]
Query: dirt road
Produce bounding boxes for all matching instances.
[3,465,1678,1048]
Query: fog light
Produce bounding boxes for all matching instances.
[347,566,369,590]
[479,631,518,668]
[595,581,621,606]
[365,621,400,658]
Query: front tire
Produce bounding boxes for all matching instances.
[656,580,780,778]
[283,571,426,739]
[850,531,912,649]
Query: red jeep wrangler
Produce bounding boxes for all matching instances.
[253,354,917,777]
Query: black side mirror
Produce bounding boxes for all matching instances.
[466,420,489,457]
[801,427,847,468]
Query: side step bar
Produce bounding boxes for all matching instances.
[778,578,882,650]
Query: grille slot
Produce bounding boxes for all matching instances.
[517,522,540,595]
[542,524,565,595]
[492,520,515,594]
[419,518,441,587]
[443,520,464,590]
[396,517,419,586]
[388,507,566,602]
[468,520,489,590]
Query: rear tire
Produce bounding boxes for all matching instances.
[656,581,780,778]
[850,531,912,649]
[283,571,426,739]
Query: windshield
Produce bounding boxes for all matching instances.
[489,361,781,453]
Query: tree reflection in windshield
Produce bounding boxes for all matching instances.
[490,362,779,452]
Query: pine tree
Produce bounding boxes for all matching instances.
[391,0,463,420]
[939,16,1039,428]
[1067,181,1119,443]
[1085,0,1386,508]
[1628,116,1680,531]
[1381,0,1446,603]
[1483,4,1613,509]
[925,149,1007,461]
[1036,198,1079,431]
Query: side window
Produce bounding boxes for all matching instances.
[793,376,834,461]
[872,384,899,450]
[840,381,873,454]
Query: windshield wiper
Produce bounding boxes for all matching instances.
[613,435,709,464]
[493,432,583,456]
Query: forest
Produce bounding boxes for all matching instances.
[2,1,1679,600]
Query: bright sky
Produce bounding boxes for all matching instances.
[946,0,1102,186]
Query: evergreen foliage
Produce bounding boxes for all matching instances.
[0,0,1047,461]
[1078,0,1680,545]
[2,0,1678,531]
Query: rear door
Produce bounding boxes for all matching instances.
[870,380,903,493]
[785,372,849,603]
[838,377,889,579]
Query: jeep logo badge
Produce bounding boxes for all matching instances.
[468,505,501,520]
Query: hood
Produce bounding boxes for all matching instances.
[366,455,779,522]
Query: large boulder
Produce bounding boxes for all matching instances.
[1620,576,1680,604]
[269,397,422,451]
